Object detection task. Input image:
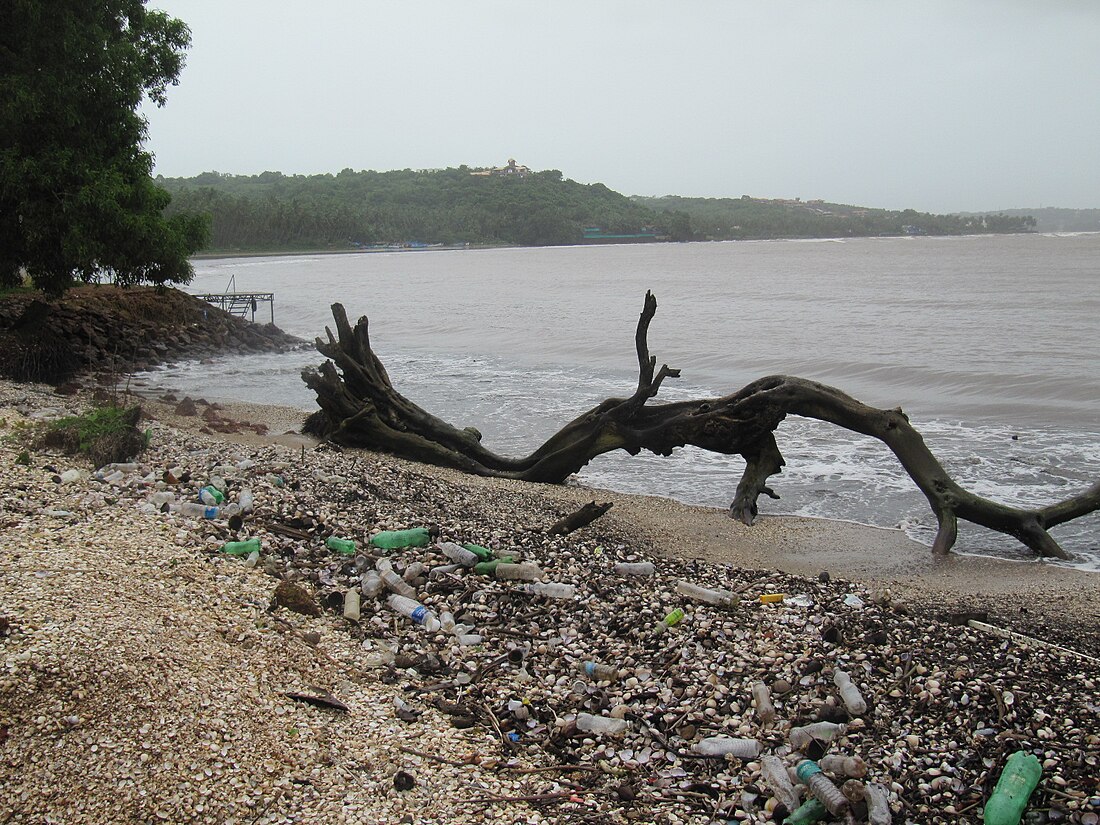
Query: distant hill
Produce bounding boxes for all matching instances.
[158,166,1038,253]
[966,208,1100,233]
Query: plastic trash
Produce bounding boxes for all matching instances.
[864,782,892,825]
[461,543,494,561]
[238,488,254,513]
[472,557,516,576]
[379,568,417,599]
[818,754,868,778]
[692,736,760,758]
[437,541,479,567]
[362,640,396,668]
[613,561,655,576]
[656,608,685,632]
[796,760,849,816]
[199,486,225,505]
[751,680,776,723]
[786,594,814,607]
[759,593,786,604]
[208,475,226,492]
[790,721,847,749]
[402,561,425,581]
[760,754,801,813]
[360,570,384,598]
[222,537,260,556]
[843,593,864,608]
[326,536,357,555]
[429,563,463,579]
[244,549,260,568]
[343,588,361,621]
[386,594,440,632]
[983,750,1042,825]
[439,611,456,632]
[832,669,867,716]
[576,713,630,736]
[522,582,576,599]
[785,798,828,825]
[577,661,619,681]
[455,633,483,645]
[370,528,430,549]
[493,562,542,581]
[675,580,736,606]
[169,502,221,519]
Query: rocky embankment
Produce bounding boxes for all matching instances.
[0,285,302,383]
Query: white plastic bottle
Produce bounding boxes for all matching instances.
[833,669,867,715]
[818,754,867,778]
[379,568,416,599]
[790,721,847,750]
[760,755,801,813]
[752,680,776,723]
[343,588,361,621]
[675,580,736,606]
[522,582,576,599]
[437,541,479,567]
[863,782,892,825]
[493,562,542,581]
[360,570,384,598]
[691,736,760,758]
[614,562,655,576]
[169,502,220,519]
[238,488,254,513]
[576,713,630,736]
[386,594,440,632]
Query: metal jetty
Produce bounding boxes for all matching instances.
[195,276,274,324]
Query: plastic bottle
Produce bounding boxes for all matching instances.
[199,486,225,505]
[692,736,760,759]
[796,760,849,816]
[751,680,776,723]
[462,543,494,561]
[402,561,425,581]
[455,633,483,645]
[493,562,542,581]
[360,570,384,598]
[790,721,847,750]
[863,782,892,825]
[575,713,630,736]
[983,750,1042,825]
[760,754,801,813]
[656,607,685,632]
[208,475,226,492]
[818,754,868,778]
[785,798,828,825]
[522,582,576,599]
[675,580,736,606]
[222,537,261,556]
[379,568,417,599]
[614,561,655,576]
[343,588,361,621]
[429,563,463,579]
[833,669,867,715]
[238,488,254,513]
[170,502,220,519]
[439,611,456,633]
[472,557,516,576]
[577,661,619,681]
[326,536,357,555]
[370,528,430,549]
[437,541,479,567]
[149,491,175,506]
[386,594,440,631]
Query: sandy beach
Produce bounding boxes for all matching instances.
[1,380,1097,824]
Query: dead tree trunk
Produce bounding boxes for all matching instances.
[302,292,1099,560]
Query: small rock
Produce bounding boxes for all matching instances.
[273,581,320,617]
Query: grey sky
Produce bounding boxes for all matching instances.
[143,1,1100,213]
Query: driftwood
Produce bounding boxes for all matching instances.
[547,501,614,536]
[302,292,1100,560]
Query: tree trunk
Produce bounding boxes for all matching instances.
[302,293,1099,561]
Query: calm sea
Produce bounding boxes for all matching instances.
[147,234,1100,569]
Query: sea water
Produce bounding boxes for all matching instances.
[145,233,1100,569]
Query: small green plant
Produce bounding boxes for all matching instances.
[15,450,31,465]
[37,405,148,466]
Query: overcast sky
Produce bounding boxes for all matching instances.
[143,1,1100,213]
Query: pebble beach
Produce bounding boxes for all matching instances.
[1,378,1098,824]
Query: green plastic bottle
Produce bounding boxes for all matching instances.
[326,536,357,555]
[473,557,516,576]
[222,537,261,556]
[369,528,430,549]
[785,798,828,825]
[983,751,1041,825]
[462,543,494,561]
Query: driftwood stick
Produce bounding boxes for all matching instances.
[547,501,613,535]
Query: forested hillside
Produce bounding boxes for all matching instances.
[631,195,1036,240]
[966,207,1100,233]
[158,166,1037,253]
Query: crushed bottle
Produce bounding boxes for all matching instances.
[575,713,630,736]
[790,721,847,750]
[521,582,575,599]
[760,754,801,814]
[692,736,760,759]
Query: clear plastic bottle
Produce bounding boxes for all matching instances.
[437,541,479,567]
[760,754,801,813]
[245,549,260,568]
[493,562,542,581]
[576,661,619,681]
[238,488,254,513]
[576,713,630,736]
[149,491,175,506]
[170,502,220,519]
[439,611,456,633]
[386,594,440,631]
[796,760,849,816]
[614,561,655,576]
[692,736,760,758]
[429,563,463,579]
[379,568,416,599]
[790,721,847,750]
[522,582,575,599]
[675,580,736,606]
[402,561,425,581]
[208,475,226,492]
[752,680,776,723]
[199,486,225,505]
[360,570,384,598]
[818,754,867,778]
[455,633,483,645]
[833,669,867,715]
[343,588,361,621]
[863,782,892,825]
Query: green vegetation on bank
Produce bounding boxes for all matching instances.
[159,167,1038,254]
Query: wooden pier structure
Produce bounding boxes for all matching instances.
[195,291,275,325]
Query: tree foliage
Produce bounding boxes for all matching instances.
[0,0,208,295]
